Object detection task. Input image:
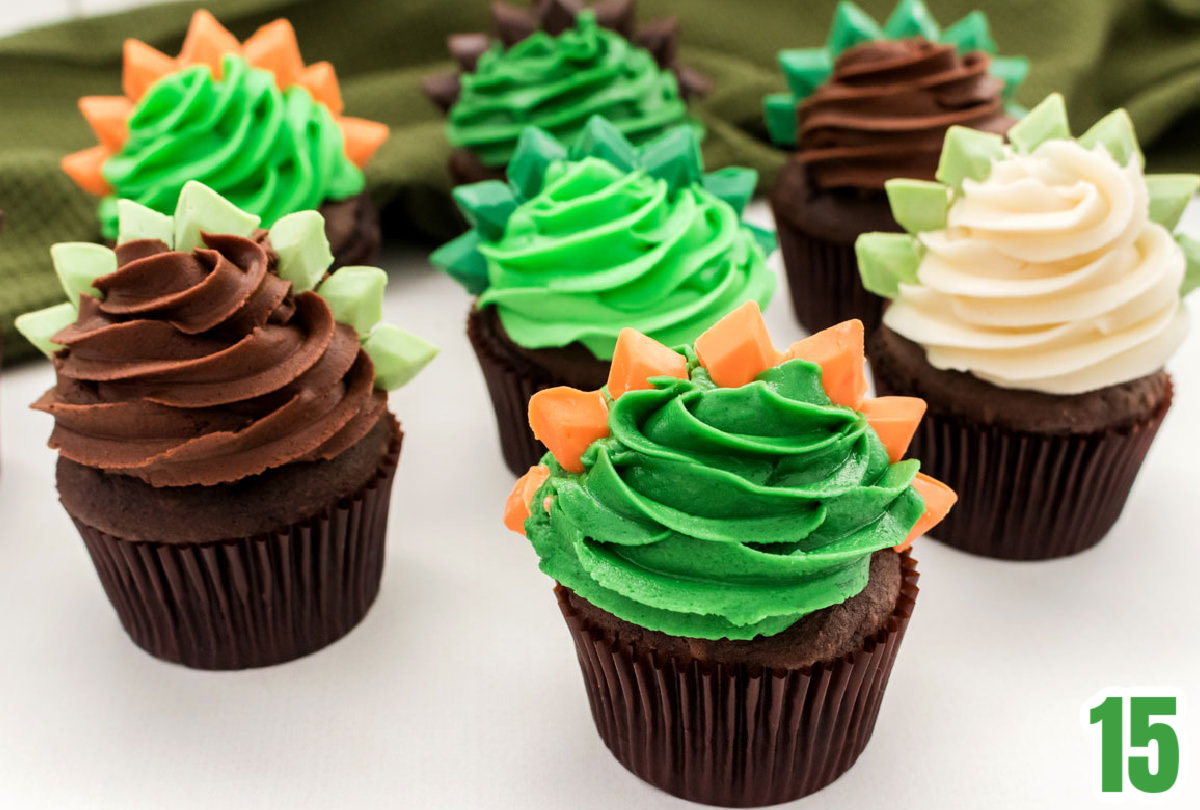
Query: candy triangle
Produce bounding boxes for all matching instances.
[694,301,780,389]
[505,465,551,534]
[78,96,133,152]
[827,1,884,57]
[529,387,610,474]
[243,18,305,89]
[177,9,241,78]
[782,319,867,409]
[339,116,390,168]
[298,61,344,115]
[61,145,113,197]
[606,328,688,398]
[122,38,177,101]
[858,396,926,462]
[883,0,939,41]
[899,472,958,550]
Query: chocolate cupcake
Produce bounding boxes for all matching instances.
[422,0,708,186]
[857,94,1200,559]
[504,303,955,805]
[764,0,1026,335]
[431,118,775,475]
[61,10,389,268]
[15,182,438,668]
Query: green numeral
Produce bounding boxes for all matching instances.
[1088,694,1181,794]
[1089,696,1125,792]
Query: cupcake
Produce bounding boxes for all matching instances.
[431,117,775,475]
[764,0,1026,335]
[422,0,708,186]
[856,94,1200,559]
[15,182,437,668]
[61,10,389,268]
[504,302,955,805]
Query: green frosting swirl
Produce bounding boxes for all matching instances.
[447,11,692,167]
[98,54,364,240]
[525,358,925,640]
[476,157,775,360]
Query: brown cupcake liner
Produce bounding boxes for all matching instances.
[875,374,1173,560]
[556,552,919,807]
[68,428,402,670]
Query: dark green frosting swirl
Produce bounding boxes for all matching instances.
[98,54,364,239]
[525,357,925,640]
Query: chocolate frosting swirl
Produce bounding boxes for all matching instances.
[34,235,385,487]
[798,39,1012,190]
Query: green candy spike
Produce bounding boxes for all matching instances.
[14,302,77,357]
[430,231,489,295]
[1078,108,1142,168]
[570,116,638,172]
[317,265,388,336]
[268,210,334,293]
[453,181,518,242]
[1146,175,1200,230]
[747,224,777,257]
[508,127,567,201]
[764,94,799,147]
[827,1,884,56]
[173,180,260,253]
[885,179,949,233]
[117,200,174,247]
[640,127,703,193]
[856,233,922,298]
[51,242,117,307]
[778,49,832,98]
[989,55,1030,101]
[702,167,758,216]
[1008,93,1070,154]
[1179,234,1200,297]
[940,11,996,53]
[363,323,440,391]
[883,0,939,41]
[935,126,1005,188]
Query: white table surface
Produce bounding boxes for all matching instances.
[1,201,1198,809]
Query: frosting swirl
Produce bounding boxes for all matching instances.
[799,40,1010,189]
[475,157,775,359]
[446,11,691,168]
[884,139,1190,395]
[525,359,925,640]
[34,235,385,486]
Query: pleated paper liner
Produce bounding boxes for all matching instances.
[557,552,919,807]
[70,425,403,670]
[874,373,1173,560]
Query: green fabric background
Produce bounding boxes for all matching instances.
[1,0,1199,363]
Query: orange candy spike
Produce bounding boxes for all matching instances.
[897,472,958,551]
[243,19,305,89]
[78,96,133,152]
[504,465,551,535]
[529,388,610,474]
[61,146,113,196]
[607,328,688,398]
[122,39,176,101]
[177,9,241,78]
[783,319,867,409]
[694,301,780,388]
[859,396,927,463]
[339,116,389,167]
[298,61,344,115]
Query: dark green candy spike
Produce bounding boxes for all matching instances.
[508,126,567,201]
[746,224,777,257]
[939,11,996,54]
[570,116,638,172]
[640,127,703,193]
[702,168,758,216]
[827,1,884,56]
[452,180,517,242]
[430,231,490,295]
[778,49,832,98]
[883,0,939,41]
[989,55,1030,103]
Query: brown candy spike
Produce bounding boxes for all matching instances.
[592,0,636,37]
[635,16,679,68]
[449,33,490,72]
[493,2,537,45]
[537,0,585,35]
[421,72,462,111]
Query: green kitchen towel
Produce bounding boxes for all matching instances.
[1,0,1199,364]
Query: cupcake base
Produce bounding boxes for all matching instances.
[449,148,507,187]
[320,191,382,269]
[557,551,919,807]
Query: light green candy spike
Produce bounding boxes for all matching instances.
[51,242,117,307]
[363,323,440,391]
[935,126,1005,188]
[1178,234,1200,297]
[1078,108,1142,168]
[268,210,334,292]
[778,49,831,98]
[827,1,883,56]
[1008,93,1070,154]
[764,94,799,147]
[885,179,949,233]
[883,0,939,41]
[15,302,77,357]
[940,11,996,53]
[117,200,174,247]
[173,180,261,253]
[1146,175,1200,230]
[317,265,388,336]
[855,232,922,298]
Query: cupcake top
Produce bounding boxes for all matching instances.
[504,302,955,640]
[62,10,389,241]
[422,1,707,168]
[431,118,776,360]
[857,94,1200,395]
[16,182,437,487]
[764,0,1026,189]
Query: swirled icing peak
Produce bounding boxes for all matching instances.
[764,0,1027,150]
[61,10,389,240]
[504,304,955,639]
[423,4,707,168]
[431,119,775,360]
[857,94,1200,395]
[17,183,438,483]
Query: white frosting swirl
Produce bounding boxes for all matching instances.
[884,139,1189,395]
